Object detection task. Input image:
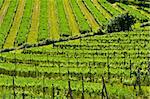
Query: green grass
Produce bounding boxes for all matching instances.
[38,0,49,41]
[0,0,3,9]
[70,0,90,33]
[118,3,149,22]
[0,0,149,47]
[16,0,33,46]
[56,0,70,37]
[98,0,120,17]
[0,0,18,48]
[83,0,108,26]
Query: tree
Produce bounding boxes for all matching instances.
[106,12,136,33]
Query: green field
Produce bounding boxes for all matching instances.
[0,0,150,98]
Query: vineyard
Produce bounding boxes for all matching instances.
[0,0,150,98]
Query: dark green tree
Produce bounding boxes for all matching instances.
[106,12,136,33]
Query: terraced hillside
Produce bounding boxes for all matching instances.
[0,0,150,98]
[0,0,149,49]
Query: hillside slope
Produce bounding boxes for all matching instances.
[0,0,149,49]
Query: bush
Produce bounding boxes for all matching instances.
[106,12,136,33]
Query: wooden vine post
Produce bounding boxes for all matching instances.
[12,77,16,99]
[134,68,142,92]
[68,71,73,98]
[82,74,84,99]
[52,84,55,99]
[13,52,17,99]
[89,62,92,82]
[107,52,110,80]
[137,68,141,91]
[147,62,150,84]
[129,60,133,78]
[67,79,73,99]
[22,87,26,99]
[101,76,108,99]
[43,75,45,99]
[148,62,150,76]
[58,61,61,76]
[67,71,73,99]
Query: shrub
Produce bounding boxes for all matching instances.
[106,12,136,33]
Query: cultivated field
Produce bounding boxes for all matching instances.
[0,0,149,49]
[0,0,150,98]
